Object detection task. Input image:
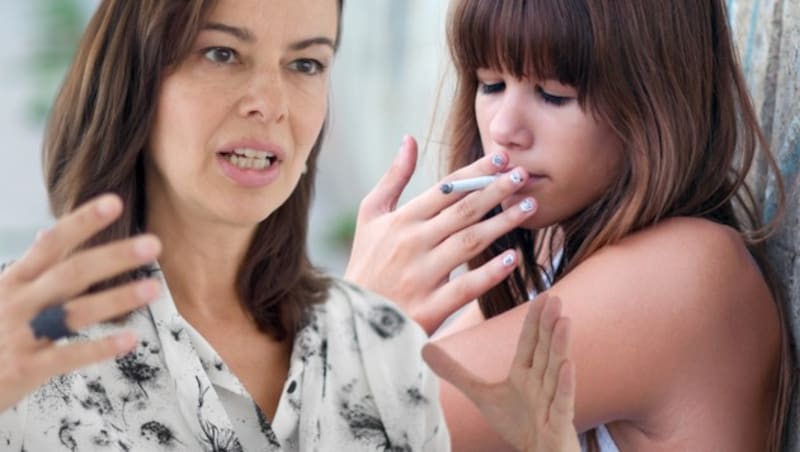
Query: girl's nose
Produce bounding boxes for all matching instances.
[489,93,533,151]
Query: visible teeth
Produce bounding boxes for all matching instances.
[225,153,272,170]
[232,148,274,159]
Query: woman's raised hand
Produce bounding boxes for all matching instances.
[422,294,580,452]
[0,194,161,411]
[345,136,537,334]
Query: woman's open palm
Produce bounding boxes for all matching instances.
[423,294,580,452]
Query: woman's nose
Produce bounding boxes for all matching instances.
[236,71,288,124]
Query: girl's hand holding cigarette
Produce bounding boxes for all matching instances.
[345,136,537,335]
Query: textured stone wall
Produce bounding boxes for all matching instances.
[727,0,800,449]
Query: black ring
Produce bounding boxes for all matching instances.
[30,304,75,341]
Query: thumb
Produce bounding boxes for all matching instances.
[422,341,491,406]
[359,135,418,220]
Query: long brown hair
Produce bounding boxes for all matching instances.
[43,0,345,341]
[446,0,792,449]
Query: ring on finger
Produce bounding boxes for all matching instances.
[30,303,76,341]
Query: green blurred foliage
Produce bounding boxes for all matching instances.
[28,0,87,122]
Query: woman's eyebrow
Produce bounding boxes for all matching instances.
[202,22,254,42]
[289,37,335,51]
[201,22,334,51]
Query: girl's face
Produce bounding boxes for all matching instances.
[146,0,338,229]
[475,69,624,229]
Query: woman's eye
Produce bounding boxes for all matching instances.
[536,86,571,106]
[202,47,239,64]
[479,81,505,95]
[290,59,326,75]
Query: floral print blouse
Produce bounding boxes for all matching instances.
[0,270,449,451]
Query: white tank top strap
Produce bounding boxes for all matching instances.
[580,424,620,452]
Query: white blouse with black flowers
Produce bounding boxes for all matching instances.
[0,269,449,451]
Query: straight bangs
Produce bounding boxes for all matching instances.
[448,0,593,100]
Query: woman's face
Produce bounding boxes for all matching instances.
[474,69,624,229]
[146,0,338,229]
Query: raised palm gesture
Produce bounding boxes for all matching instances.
[423,294,580,452]
[0,194,161,412]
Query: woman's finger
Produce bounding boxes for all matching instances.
[550,359,576,424]
[26,332,138,383]
[401,151,511,221]
[530,296,560,380]
[358,136,418,221]
[541,316,572,407]
[18,235,161,316]
[62,279,160,333]
[512,294,548,370]
[422,342,493,407]
[417,251,520,334]
[429,195,537,273]
[6,194,123,283]
[428,167,533,239]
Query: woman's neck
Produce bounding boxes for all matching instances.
[146,210,255,321]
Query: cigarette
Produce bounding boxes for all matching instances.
[440,175,500,194]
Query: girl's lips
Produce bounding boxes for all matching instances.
[526,173,547,185]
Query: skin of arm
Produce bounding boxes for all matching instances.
[431,217,780,451]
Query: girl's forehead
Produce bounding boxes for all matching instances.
[449,0,592,88]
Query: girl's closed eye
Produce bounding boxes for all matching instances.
[535,85,572,106]
[202,46,240,65]
[479,80,505,95]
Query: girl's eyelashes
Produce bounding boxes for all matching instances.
[477,77,573,106]
[536,85,571,106]
[289,58,327,75]
[479,81,505,95]
[202,46,239,65]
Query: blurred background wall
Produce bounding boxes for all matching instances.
[727,1,800,449]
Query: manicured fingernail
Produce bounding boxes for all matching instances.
[502,251,516,266]
[491,153,505,168]
[519,198,536,212]
[96,196,119,217]
[510,170,524,184]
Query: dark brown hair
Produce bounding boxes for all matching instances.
[446,0,791,450]
[43,0,344,341]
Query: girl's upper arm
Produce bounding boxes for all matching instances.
[434,301,486,339]
[431,218,771,437]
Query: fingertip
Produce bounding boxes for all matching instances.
[499,250,517,268]
[95,193,123,218]
[34,226,53,243]
[421,342,449,377]
[113,331,138,354]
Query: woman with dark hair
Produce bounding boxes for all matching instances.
[0,1,447,450]
[346,0,792,450]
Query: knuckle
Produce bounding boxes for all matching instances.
[357,194,374,214]
[458,229,484,254]
[55,258,85,285]
[455,198,478,221]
